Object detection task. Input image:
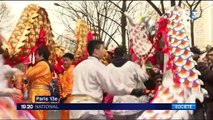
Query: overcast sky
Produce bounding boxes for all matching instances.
[2,1,212,50]
[3,1,67,40]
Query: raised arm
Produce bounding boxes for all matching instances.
[26,61,50,80]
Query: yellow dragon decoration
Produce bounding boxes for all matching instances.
[1,4,62,67]
[0,4,96,71]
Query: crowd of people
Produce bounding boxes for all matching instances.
[190,46,213,120]
[0,39,212,120]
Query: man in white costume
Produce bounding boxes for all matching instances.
[0,54,23,97]
[70,40,145,119]
[107,47,150,120]
[0,54,35,119]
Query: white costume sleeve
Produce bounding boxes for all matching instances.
[0,88,14,96]
[134,63,149,82]
[72,57,133,103]
[96,66,132,96]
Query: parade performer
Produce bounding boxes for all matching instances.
[26,46,52,120]
[100,50,115,120]
[107,47,150,120]
[70,40,146,119]
[0,4,62,119]
[0,54,35,119]
[73,19,93,66]
[59,53,75,120]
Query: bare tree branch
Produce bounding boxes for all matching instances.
[146,0,163,16]
[171,0,176,6]
[106,27,120,48]
[54,1,154,51]
[192,0,196,6]
[186,0,191,6]
[127,2,143,13]
[100,3,108,40]
[193,0,201,11]
[178,0,182,7]
[0,2,13,33]
[126,0,134,11]
[184,0,202,46]
[108,0,122,10]
[194,2,203,20]
[54,1,122,45]
[98,13,121,27]
[105,27,118,46]
[100,26,120,46]
[160,0,165,14]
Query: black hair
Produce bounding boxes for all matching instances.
[190,46,202,55]
[190,46,202,61]
[87,40,104,56]
[114,46,125,57]
[207,47,213,54]
[0,47,4,54]
[62,53,74,60]
[152,74,163,81]
[36,46,50,61]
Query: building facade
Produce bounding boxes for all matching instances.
[194,1,213,50]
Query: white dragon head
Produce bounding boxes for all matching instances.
[125,12,158,58]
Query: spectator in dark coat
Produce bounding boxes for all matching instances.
[196,61,213,120]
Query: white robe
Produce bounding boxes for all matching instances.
[70,56,132,119]
[107,61,149,116]
[0,55,35,119]
[0,59,23,97]
[0,60,15,96]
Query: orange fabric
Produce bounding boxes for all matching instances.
[60,65,74,98]
[15,75,23,90]
[26,61,52,86]
[26,61,52,120]
[31,109,48,120]
[59,65,74,120]
[60,95,71,120]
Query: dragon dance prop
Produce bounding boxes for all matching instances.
[125,12,158,62]
[73,19,113,65]
[51,19,94,72]
[73,19,93,65]
[134,6,207,119]
[1,4,58,67]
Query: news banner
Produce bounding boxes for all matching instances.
[17,96,196,110]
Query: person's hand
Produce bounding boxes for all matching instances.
[13,94,23,100]
[12,89,23,102]
[140,56,148,72]
[13,88,23,97]
[198,53,208,63]
[60,97,67,103]
[140,57,145,67]
[130,88,146,97]
[152,65,160,73]
[14,68,24,76]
